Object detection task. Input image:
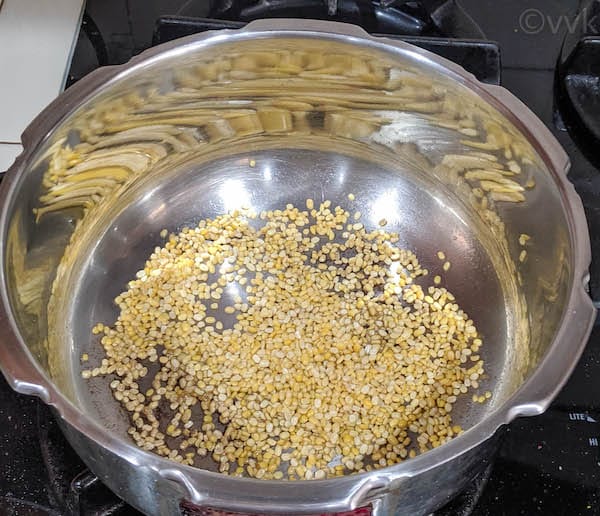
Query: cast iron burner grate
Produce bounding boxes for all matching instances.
[203,0,486,40]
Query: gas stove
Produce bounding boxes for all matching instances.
[1,1,600,515]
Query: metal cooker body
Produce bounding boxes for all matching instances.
[57,414,501,515]
[0,19,595,516]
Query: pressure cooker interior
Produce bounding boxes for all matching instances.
[3,34,573,475]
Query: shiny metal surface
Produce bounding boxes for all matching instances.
[64,142,509,467]
[0,19,595,516]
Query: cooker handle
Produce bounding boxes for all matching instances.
[0,306,53,402]
[160,465,390,515]
[241,18,372,38]
[506,285,596,419]
[350,476,390,516]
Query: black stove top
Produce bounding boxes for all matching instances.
[2,1,600,515]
